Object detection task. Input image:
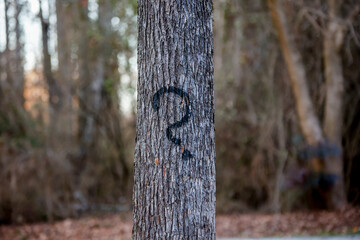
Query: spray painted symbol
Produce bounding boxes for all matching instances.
[152,86,193,160]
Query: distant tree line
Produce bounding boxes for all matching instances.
[0,0,359,224]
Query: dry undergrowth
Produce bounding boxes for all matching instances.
[0,206,359,239]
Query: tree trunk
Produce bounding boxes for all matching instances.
[14,0,25,106]
[267,0,323,146]
[39,0,62,118]
[4,0,10,52]
[77,0,95,158]
[56,0,74,144]
[323,0,346,208]
[268,0,347,209]
[133,1,216,239]
[4,0,12,93]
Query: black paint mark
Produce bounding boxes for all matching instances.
[152,86,193,160]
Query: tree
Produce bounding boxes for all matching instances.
[133,1,216,239]
[322,0,347,209]
[3,0,24,105]
[56,0,74,144]
[1,0,27,136]
[39,0,63,129]
[76,0,92,161]
[267,0,353,208]
[4,0,11,86]
[213,0,290,212]
[14,0,25,105]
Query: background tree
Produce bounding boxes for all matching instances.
[0,0,137,223]
[267,0,360,209]
[0,0,359,225]
[55,0,74,146]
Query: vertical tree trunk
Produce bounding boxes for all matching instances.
[213,0,224,83]
[14,0,24,106]
[323,0,346,208]
[39,1,60,220]
[4,0,12,89]
[98,0,130,189]
[3,0,25,107]
[268,0,347,209]
[267,0,323,146]
[4,0,10,51]
[56,0,74,143]
[77,0,94,158]
[133,1,216,239]
[40,0,62,119]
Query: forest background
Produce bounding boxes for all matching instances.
[0,0,359,224]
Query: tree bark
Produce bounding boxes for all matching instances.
[133,1,216,239]
[323,0,346,208]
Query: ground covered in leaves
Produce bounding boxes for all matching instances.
[1,206,359,239]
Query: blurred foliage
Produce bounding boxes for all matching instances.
[0,0,359,223]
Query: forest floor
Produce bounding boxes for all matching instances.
[0,206,359,240]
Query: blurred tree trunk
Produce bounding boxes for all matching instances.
[213,0,224,82]
[4,0,10,55]
[77,0,111,154]
[267,0,323,145]
[133,1,216,239]
[77,0,95,160]
[39,0,61,221]
[4,0,12,94]
[267,0,346,208]
[1,0,26,135]
[56,0,74,143]
[271,98,287,212]
[322,0,346,208]
[14,0,24,106]
[3,0,24,106]
[101,102,130,190]
[4,0,10,51]
[98,0,130,188]
[39,0,62,125]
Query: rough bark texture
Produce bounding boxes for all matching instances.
[133,1,216,239]
[323,0,346,208]
[267,0,323,145]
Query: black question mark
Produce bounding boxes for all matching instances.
[152,86,193,160]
